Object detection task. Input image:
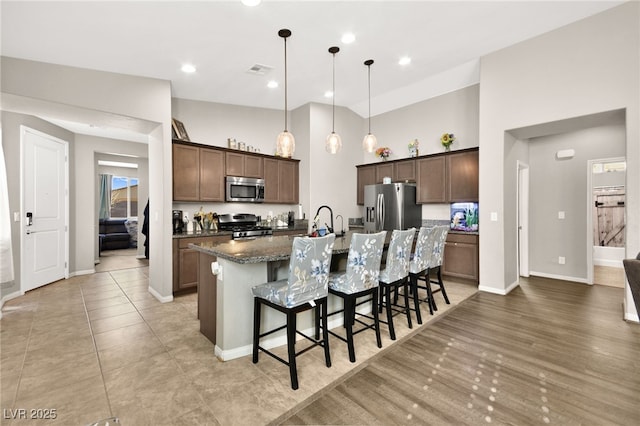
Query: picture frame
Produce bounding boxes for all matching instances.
[171,118,190,141]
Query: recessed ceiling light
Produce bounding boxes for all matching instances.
[324,91,333,98]
[267,80,278,89]
[398,56,411,66]
[241,0,261,6]
[341,33,356,44]
[181,64,196,73]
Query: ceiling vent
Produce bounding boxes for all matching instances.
[246,63,273,75]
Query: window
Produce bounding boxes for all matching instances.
[110,176,138,218]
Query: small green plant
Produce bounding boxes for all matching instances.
[465,207,478,227]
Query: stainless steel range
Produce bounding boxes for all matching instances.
[217,213,273,239]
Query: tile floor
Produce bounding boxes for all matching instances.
[1,263,478,425]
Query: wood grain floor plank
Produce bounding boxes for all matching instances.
[277,277,640,425]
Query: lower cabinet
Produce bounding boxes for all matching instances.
[442,233,479,282]
[173,235,231,294]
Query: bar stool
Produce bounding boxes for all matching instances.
[378,228,415,341]
[251,234,336,390]
[408,226,437,324]
[325,231,386,362]
[415,225,450,314]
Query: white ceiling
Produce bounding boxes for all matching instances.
[0,0,625,134]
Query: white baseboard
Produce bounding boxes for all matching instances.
[478,280,520,295]
[148,286,173,303]
[529,271,589,284]
[70,269,95,277]
[594,259,623,268]
[136,255,147,260]
[0,290,24,319]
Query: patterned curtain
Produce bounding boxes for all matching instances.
[99,174,112,219]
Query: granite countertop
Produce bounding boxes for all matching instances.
[189,231,391,264]
[172,224,307,239]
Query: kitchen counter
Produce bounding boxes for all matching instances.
[189,232,359,264]
[189,231,390,361]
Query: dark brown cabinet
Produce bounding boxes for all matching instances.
[172,235,231,294]
[356,165,376,205]
[416,156,446,203]
[200,148,225,201]
[447,150,479,202]
[225,152,264,178]
[442,232,478,282]
[264,157,299,204]
[173,143,224,202]
[394,159,416,183]
[172,143,200,201]
[356,148,478,205]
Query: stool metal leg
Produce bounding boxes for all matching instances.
[287,310,298,390]
[385,283,396,340]
[252,298,261,363]
[372,287,382,348]
[411,274,423,325]
[321,298,331,367]
[402,279,412,329]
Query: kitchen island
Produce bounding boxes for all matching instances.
[190,232,363,361]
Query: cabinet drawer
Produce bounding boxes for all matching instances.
[446,233,478,244]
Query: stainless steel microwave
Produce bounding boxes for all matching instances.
[225,176,265,203]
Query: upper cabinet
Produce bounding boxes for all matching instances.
[355,147,478,205]
[394,159,416,183]
[446,149,479,202]
[225,152,264,178]
[174,144,225,202]
[173,141,298,203]
[416,156,446,203]
[356,165,376,205]
[173,143,200,201]
[264,157,299,204]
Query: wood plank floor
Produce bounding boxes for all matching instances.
[277,276,640,425]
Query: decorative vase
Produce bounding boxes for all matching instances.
[444,144,451,152]
[381,156,388,162]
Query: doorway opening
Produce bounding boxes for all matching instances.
[589,158,626,288]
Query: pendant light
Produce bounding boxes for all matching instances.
[326,46,342,154]
[362,59,378,153]
[276,29,295,158]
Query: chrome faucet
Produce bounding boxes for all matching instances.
[315,205,334,234]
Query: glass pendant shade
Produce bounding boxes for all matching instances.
[326,131,342,154]
[276,130,295,158]
[362,133,377,153]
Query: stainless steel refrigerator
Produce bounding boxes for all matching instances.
[364,183,422,232]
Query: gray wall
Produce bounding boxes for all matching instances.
[528,124,625,280]
[362,84,479,162]
[478,0,638,321]
[1,57,173,301]
[0,111,74,299]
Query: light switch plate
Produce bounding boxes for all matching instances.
[559,256,566,265]
[490,212,498,222]
[558,211,565,219]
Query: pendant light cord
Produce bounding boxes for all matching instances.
[367,64,371,134]
[332,51,336,133]
[284,36,288,132]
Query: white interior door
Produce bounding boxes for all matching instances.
[21,127,68,292]
[518,161,530,277]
